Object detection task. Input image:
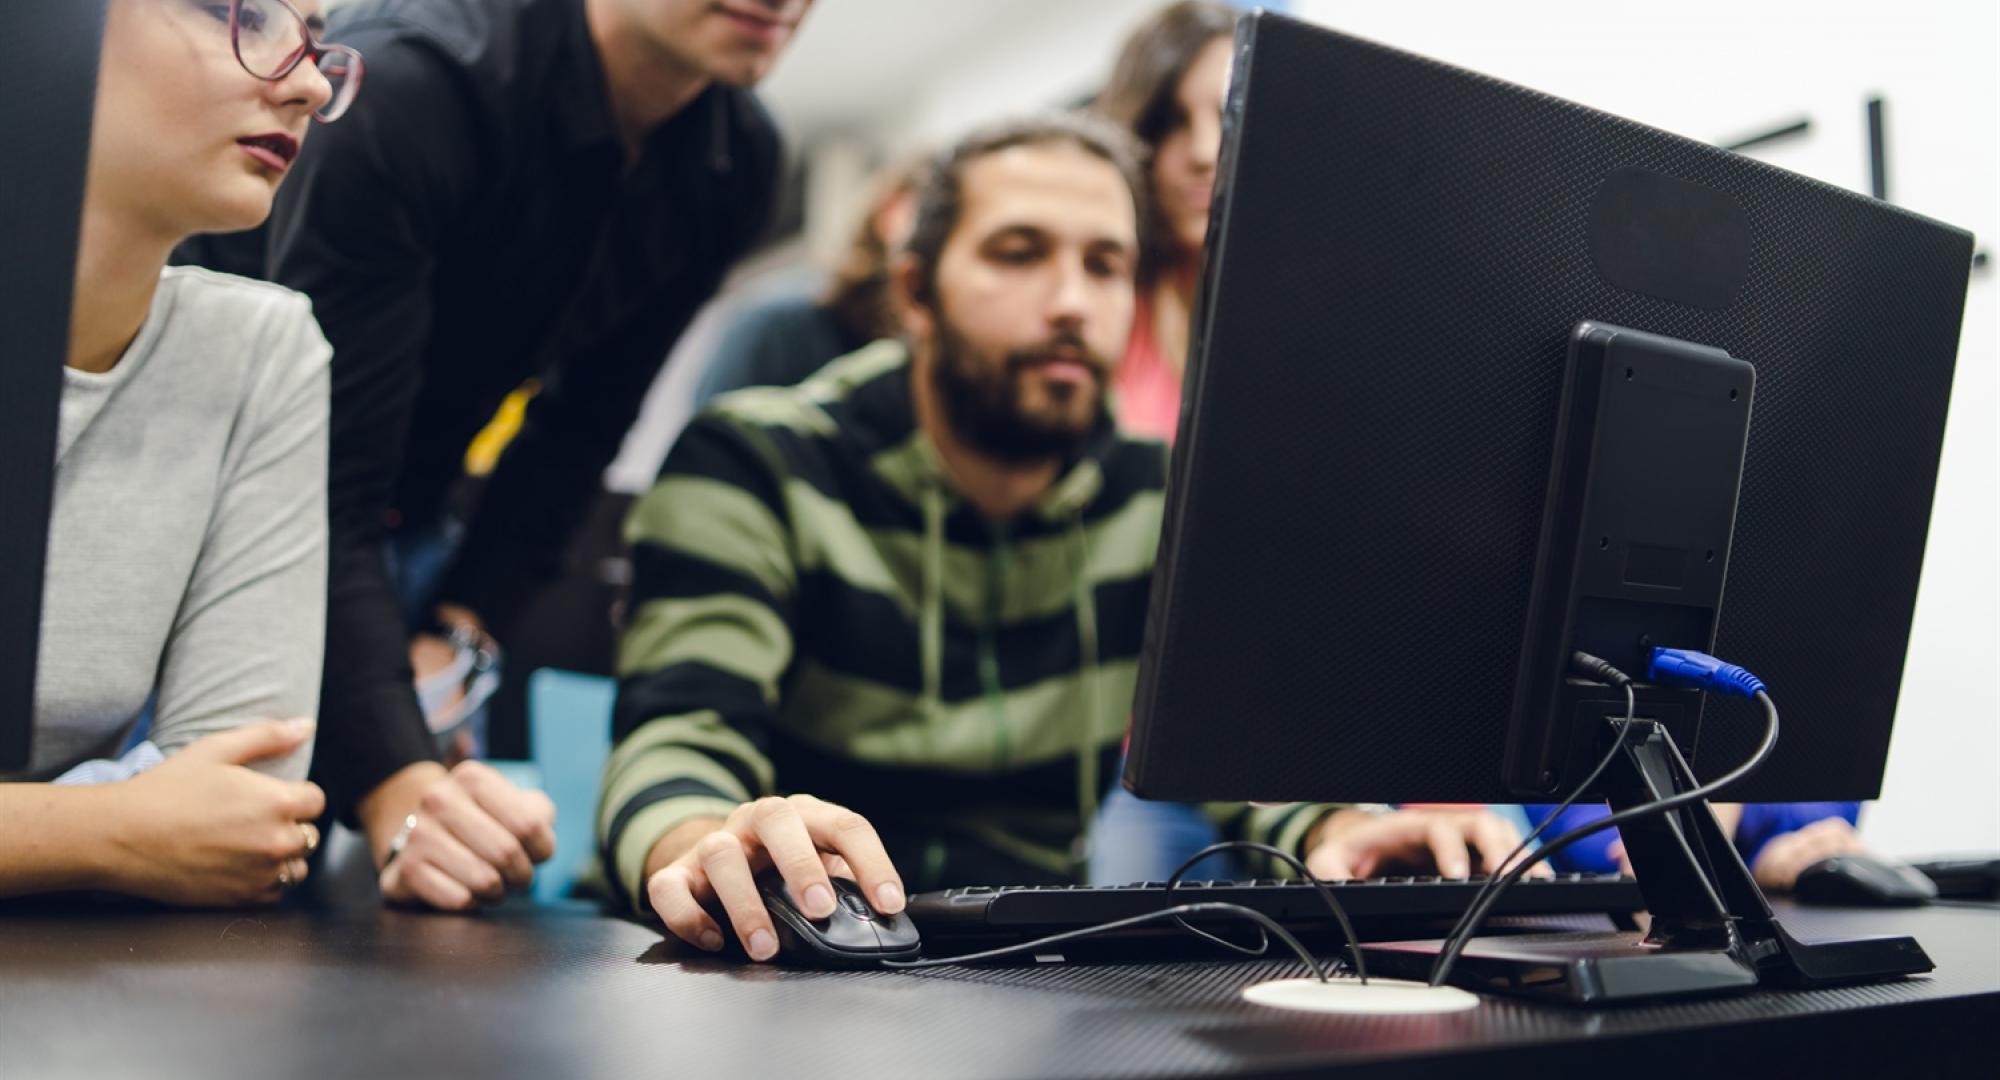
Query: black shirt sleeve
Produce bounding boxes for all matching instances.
[263,33,483,820]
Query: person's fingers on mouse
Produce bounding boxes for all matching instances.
[1751,833,1797,888]
[1750,844,1792,890]
[1755,828,1846,891]
[1787,823,1854,872]
[1795,826,1842,858]
[822,853,853,881]
[747,796,836,920]
[1765,849,1818,890]
[1806,823,1867,868]
[696,831,777,961]
[800,798,903,915]
[1803,818,1863,851]
[650,863,725,952]
[1780,819,1838,856]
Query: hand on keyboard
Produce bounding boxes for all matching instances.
[1304,807,1554,880]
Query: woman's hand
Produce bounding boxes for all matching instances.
[99,719,326,906]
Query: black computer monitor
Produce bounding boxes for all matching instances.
[1126,11,1974,1001]
[0,1,106,771]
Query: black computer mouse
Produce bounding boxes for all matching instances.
[1793,854,1939,907]
[737,870,922,967]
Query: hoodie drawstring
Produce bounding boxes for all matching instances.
[917,473,1105,875]
[920,485,946,726]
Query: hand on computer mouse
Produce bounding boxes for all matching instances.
[1752,817,1868,891]
[643,794,905,962]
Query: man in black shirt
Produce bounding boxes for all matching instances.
[195,0,812,910]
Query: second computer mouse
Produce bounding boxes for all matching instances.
[741,870,922,967]
[1793,854,1939,907]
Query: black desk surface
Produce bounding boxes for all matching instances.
[2,896,1994,1079]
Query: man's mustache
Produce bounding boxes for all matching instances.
[1006,333,1110,376]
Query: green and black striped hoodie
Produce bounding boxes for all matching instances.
[596,341,1332,911]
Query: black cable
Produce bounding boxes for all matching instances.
[881,901,1332,980]
[1440,680,1640,948]
[1436,672,1636,958]
[1163,841,1368,984]
[1426,688,1780,987]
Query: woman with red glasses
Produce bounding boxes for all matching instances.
[0,0,363,905]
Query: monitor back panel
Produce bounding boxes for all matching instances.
[1128,13,1973,804]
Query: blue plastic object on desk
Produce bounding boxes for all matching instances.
[491,669,615,903]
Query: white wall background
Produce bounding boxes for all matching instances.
[612,1,1998,856]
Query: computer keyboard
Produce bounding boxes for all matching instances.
[906,873,1643,946]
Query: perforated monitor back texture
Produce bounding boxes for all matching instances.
[1129,14,1974,804]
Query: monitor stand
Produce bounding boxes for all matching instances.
[1359,716,1934,1004]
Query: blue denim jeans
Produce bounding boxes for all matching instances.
[387,518,463,630]
[1088,781,1241,884]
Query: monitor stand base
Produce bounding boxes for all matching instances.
[1363,718,1932,1004]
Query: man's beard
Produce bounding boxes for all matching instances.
[929,320,1111,466]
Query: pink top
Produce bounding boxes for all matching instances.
[1115,295,1185,751]
[1112,294,1184,445]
